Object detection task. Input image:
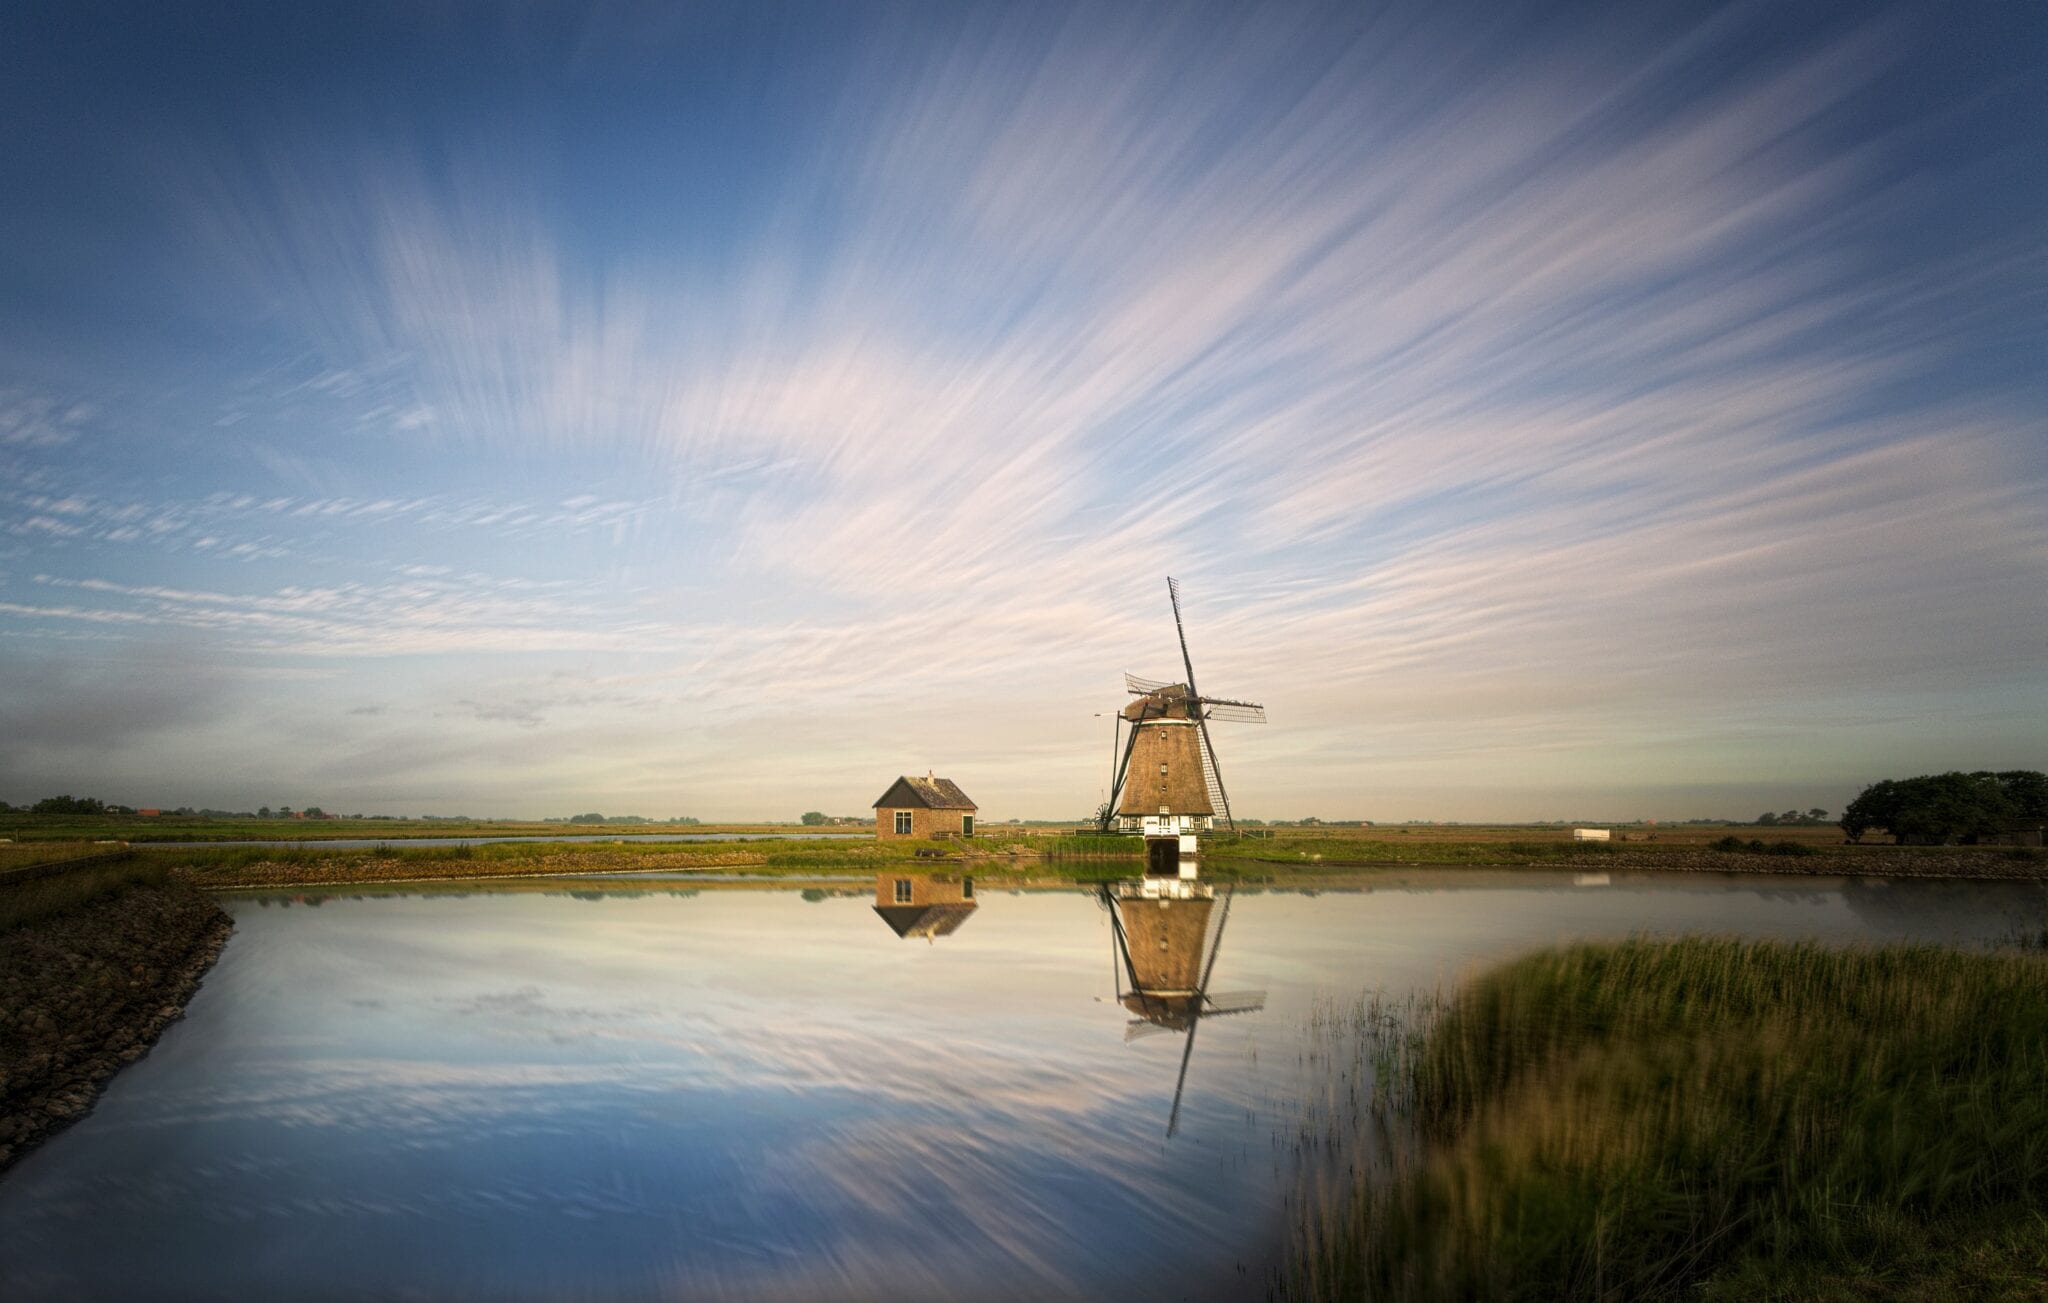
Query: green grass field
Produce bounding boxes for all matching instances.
[1283,937,2048,1301]
[0,840,123,872]
[6,815,2032,891]
[0,813,876,844]
[0,854,169,931]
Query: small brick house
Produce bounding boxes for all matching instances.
[873,772,977,840]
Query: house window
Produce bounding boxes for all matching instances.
[894,878,912,903]
[894,810,912,835]
[961,814,974,837]
[962,877,974,900]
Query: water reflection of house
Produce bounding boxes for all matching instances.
[873,872,977,940]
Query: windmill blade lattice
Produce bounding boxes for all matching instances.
[1201,700,1266,724]
[1201,991,1267,1017]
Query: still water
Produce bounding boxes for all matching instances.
[3,871,2042,1301]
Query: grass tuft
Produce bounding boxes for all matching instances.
[1282,937,2048,1300]
[0,857,169,931]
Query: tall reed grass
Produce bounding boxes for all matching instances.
[0,857,168,931]
[1283,937,2048,1300]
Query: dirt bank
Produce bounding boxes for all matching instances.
[0,879,232,1173]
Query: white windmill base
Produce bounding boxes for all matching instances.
[1132,815,1205,885]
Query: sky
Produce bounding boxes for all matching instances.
[1,0,2042,822]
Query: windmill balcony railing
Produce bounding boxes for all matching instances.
[1118,815,1213,836]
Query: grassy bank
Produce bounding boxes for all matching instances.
[1210,833,2044,878]
[154,832,1145,888]
[140,834,2048,891]
[1284,937,2048,1300]
[0,855,170,931]
[0,840,127,873]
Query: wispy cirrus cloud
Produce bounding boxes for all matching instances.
[0,1,2040,815]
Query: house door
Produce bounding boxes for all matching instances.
[1145,838,1178,877]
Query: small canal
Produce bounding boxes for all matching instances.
[2,870,2042,1300]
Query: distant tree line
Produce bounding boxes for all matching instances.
[1841,771,2047,845]
[34,795,113,815]
[1755,808,1829,826]
[0,797,371,819]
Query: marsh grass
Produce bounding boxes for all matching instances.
[1037,833,1141,859]
[0,857,168,931]
[0,840,111,873]
[1281,937,2048,1300]
[155,833,1090,886]
[1211,836,1625,869]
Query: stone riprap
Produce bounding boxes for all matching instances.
[0,880,231,1172]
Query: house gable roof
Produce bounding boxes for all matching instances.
[872,904,977,939]
[872,774,976,810]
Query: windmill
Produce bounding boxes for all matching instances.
[1098,881,1266,1137]
[1098,578,1265,874]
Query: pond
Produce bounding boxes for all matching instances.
[2,870,2042,1301]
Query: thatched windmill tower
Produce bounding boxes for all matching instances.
[1101,579,1265,877]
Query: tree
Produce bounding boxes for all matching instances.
[31,794,105,815]
[1806,808,1828,823]
[1840,771,2033,845]
[258,806,272,818]
[800,811,827,826]
[1996,771,2048,820]
[1756,811,1779,826]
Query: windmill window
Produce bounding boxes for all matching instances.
[894,878,912,903]
[894,811,912,835]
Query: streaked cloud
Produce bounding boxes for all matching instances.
[0,1,2041,816]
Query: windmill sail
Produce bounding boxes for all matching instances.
[1196,725,1230,827]
[1201,699,1266,723]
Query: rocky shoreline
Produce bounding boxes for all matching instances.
[0,880,233,1173]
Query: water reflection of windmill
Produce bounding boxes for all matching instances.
[1099,881,1266,1136]
[1099,578,1265,878]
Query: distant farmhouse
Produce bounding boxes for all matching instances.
[872,872,977,940]
[873,772,977,839]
